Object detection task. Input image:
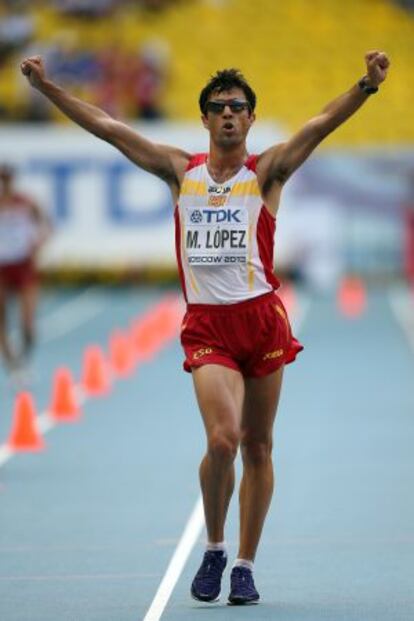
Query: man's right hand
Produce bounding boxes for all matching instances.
[20,56,46,90]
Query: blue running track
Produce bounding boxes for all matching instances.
[0,285,413,621]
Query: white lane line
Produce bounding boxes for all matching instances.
[0,445,13,467]
[8,287,100,345]
[388,287,414,352]
[39,289,105,343]
[39,302,105,343]
[0,572,159,582]
[10,285,96,343]
[37,287,97,320]
[141,294,311,621]
[37,414,56,435]
[143,497,204,621]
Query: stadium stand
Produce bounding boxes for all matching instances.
[0,0,412,143]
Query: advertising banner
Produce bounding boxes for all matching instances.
[0,122,283,269]
[0,124,410,286]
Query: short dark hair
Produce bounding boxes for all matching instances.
[199,68,256,115]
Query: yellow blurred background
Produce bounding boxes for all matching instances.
[0,0,412,144]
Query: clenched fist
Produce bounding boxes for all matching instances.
[20,56,47,89]
[365,51,390,87]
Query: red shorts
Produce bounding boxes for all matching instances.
[0,258,37,291]
[181,291,303,378]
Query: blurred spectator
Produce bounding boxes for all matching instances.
[0,1,173,122]
[131,40,170,120]
[0,2,34,66]
[92,45,133,118]
[48,42,98,89]
[395,1,414,10]
[137,0,176,11]
[0,164,52,380]
[21,84,53,122]
[17,33,99,121]
[1,0,30,6]
[93,41,169,121]
[53,0,118,19]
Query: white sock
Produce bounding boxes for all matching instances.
[233,558,254,571]
[206,541,227,554]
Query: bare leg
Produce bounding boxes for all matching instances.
[19,282,37,360]
[0,285,16,368]
[238,366,284,560]
[192,364,245,543]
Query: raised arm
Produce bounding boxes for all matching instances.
[257,51,390,201]
[20,56,191,192]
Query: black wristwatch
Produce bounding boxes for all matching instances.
[358,76,379,95]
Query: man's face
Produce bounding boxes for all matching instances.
[201,87,255,148]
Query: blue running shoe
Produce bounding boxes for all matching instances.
[191,550,227,602]
[228,566,260,605]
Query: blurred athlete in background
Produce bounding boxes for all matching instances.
[20,50,389,605]
[0,164,51,379]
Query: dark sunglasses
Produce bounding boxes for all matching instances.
[205,99,251,114]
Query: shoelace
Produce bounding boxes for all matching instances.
[195,552,225,588]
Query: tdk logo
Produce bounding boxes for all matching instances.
[190,210,203,223]
[195,209,241,223]
[208,185,231,195]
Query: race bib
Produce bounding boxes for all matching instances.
[184,206,248,266]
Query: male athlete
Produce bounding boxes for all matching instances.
[0,164,51,376]
[20,50,389,605]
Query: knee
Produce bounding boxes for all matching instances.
[241,438,273,466]
[208,428,239,464]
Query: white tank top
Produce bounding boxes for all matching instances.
[0,196,38,265]
[175,153,280,304]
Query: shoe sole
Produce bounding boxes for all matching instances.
[227,598,260,606]
[191,591,221,603]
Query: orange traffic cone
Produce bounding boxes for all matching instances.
[130,296,183,361]
[49,368,80,422]
[7,392,45,452]
[131,319,156,362]
[81,345,111,396]
[154,304,181,343]
[109,330,134,378]
[337,275,367,318]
